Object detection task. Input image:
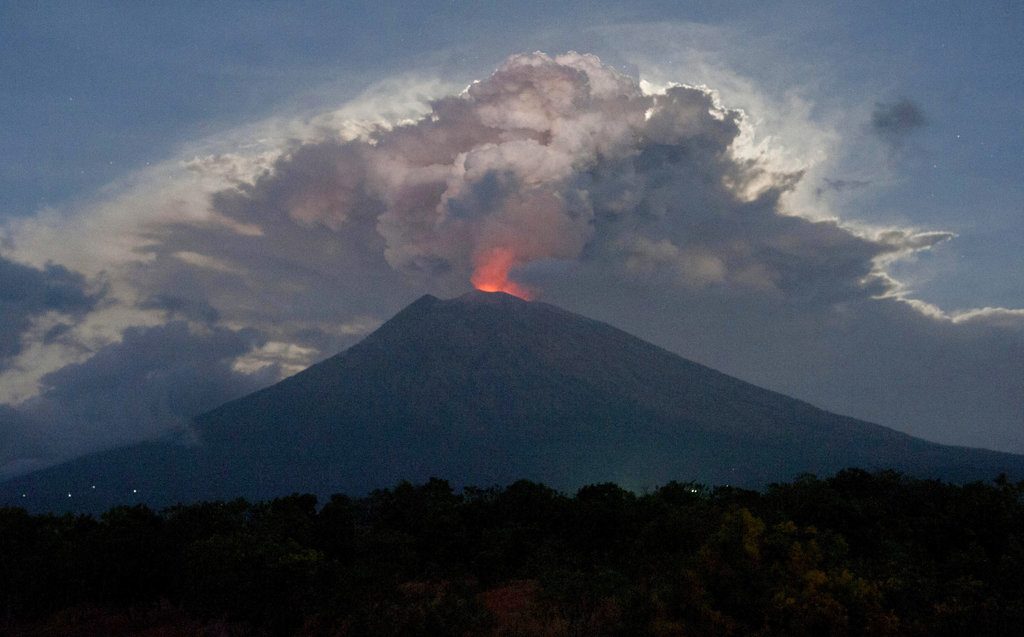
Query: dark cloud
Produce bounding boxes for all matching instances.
[139,293,220,323]
[815,178,871,197]
[871,98,926,145]
[0,254,104,367]
[1,321,277,477]
[537,271,1024,453]
[41,323,73,344]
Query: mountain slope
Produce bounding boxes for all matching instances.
[5,291,1023,512]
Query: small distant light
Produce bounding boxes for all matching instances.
[67,493,72,498]
[21,493,26,498]
[132,489,138,494]
[91,485,96,489]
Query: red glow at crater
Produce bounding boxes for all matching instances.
[471,247,533,300]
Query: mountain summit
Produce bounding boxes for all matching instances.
[5,291,1024,511]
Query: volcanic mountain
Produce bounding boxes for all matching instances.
[5,290,1024,512]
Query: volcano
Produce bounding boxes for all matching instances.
[5,290,1024,512]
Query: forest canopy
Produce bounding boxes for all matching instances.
[2,469,1023,636]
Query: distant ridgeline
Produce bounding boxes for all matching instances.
[5,291,1024,514]
[3,471,1023,635]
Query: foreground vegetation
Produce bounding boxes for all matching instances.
[2,469,1023,636]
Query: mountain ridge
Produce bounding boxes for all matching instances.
[4,290,1023,512]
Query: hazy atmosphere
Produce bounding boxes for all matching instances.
[2,1,1021,476]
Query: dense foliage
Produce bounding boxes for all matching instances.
[2,469,1022,636]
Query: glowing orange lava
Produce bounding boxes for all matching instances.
[471,247,533,300]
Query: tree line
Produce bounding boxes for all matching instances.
[2,469,1023,636]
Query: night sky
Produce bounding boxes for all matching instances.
[1,1,1021,476]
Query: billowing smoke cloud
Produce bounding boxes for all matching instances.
[1,52,1021,471]
[0,322,276,477]
[205,53,942,304]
